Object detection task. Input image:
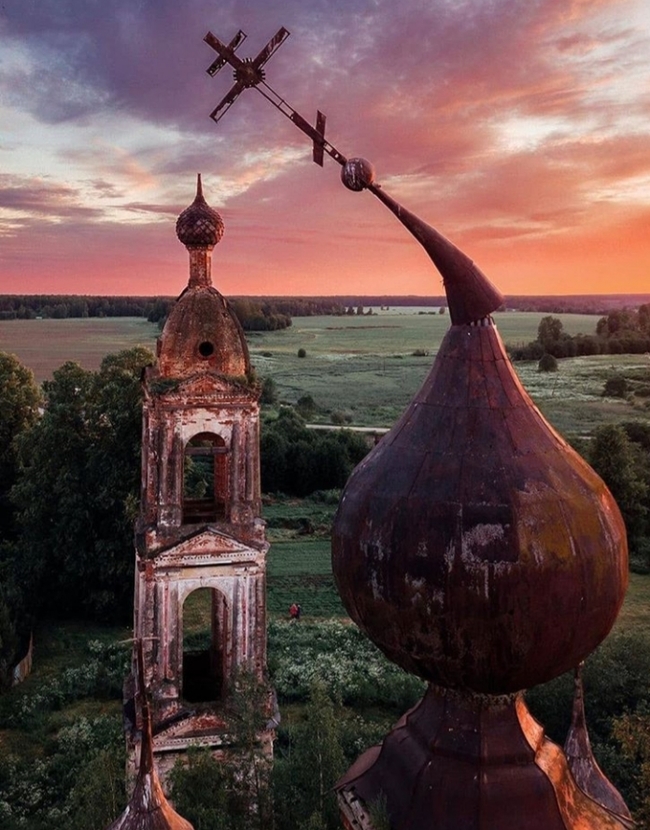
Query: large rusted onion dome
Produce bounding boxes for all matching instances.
[175,174,224,248]
[331,193,628,695]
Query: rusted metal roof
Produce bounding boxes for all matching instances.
[332,318,627,694]
[564,665,634,828]
[335,685,630,829]
[331,219,629,825]
[107,643,193,830]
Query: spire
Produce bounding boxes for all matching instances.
[370,185,504,324]
[332,158,629,825]
[564,664,634,827]
[106,641,194,830]
[340,157,504,325]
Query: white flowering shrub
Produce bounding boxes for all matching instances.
[268,620,424,709]
[2,640,129,729]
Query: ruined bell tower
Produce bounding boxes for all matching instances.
[126,176,273,783]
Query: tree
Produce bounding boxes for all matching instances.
[170,748,242,830]
[0,585,18,691]
[589,425,648,548]
[260,377,277,405]
[0,354,40,684]
[0,353,41,538]
[602,375,628,398]
[273,681,346,830]
[537,315,563,349]
[11,348,153,621]
[170,673,273,830]
[260,410,368,497]
[611,713,650,822]
[296,394,316,419]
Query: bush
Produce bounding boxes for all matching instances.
[297,348,307,358]
[0,639,129,729]
[330,410,352,425]
[296,394,316,418]
[603,375,628,398]
[538,353,558,372]
[260,377,278,405]
[267,620,425,710]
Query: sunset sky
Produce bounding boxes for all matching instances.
[1,0,649,298]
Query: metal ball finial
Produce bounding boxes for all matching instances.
[341,158,376,191]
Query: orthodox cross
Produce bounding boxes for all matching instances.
[203,26,505,324]
[204,27,347,168]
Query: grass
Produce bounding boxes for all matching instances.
[250,311,650,435]
[615,572,650,632]
[267,539,345,618]
[263,495,338,541]
[0,317,159,382]
[0,620,128,759]
[3,310,649,438]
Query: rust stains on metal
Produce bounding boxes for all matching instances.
[108,642,194,830]
[336,685,630,830]
[564,665,634,827]
[331,227,628,825]
[332,320,627,694]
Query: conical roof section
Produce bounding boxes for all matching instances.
[564,664,633,827]
[369,183,504,324]
[106,643,194,830]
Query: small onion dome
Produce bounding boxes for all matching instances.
[156,286,250,378]
[332,317,628,694]
[176,174,224,249]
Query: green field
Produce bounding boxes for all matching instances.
[0,317,159,382]
[249,311,650,436]
[2,311,648,437]
[0,310,595,383]
[267,539,345,619]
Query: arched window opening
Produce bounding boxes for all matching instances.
[183,433,229,523]
[182,587,229,704]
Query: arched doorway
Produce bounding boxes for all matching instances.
[182,587,229,704]
[183,432,230,524]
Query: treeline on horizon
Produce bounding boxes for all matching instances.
[2,293,650,322]
[511,307,650,360]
